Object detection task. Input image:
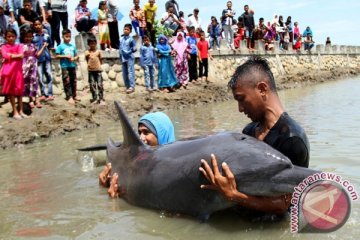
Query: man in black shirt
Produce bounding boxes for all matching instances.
[19,0,38,28]
[238,4,255,49]
[200,56,310,214]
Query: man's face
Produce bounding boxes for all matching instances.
[194,10,199,16]
[149,0,155,6]
[232,81,264,122]
[168,6,173,13]
[227,2,232,8]
[24,2,32,11]
[244,6,249,12]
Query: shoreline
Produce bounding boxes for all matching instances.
[0,65,359,150]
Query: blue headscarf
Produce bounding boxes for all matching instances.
[156,34,171,53]
[138,112,175,145]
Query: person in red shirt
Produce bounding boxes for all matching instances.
[197,31,212,82]
[234,21,245,50]
[293,36,302,52]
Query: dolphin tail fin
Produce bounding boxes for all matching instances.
[114,101,144,147]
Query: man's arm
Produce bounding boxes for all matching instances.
[199,154,291,215]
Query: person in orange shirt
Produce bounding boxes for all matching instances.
[129,0,146,37]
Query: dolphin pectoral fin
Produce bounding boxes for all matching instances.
[114,101,144,147]
[77,142,122,151]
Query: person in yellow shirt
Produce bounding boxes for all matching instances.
[144,0,157,46]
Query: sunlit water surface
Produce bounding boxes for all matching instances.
[0,77,359,239]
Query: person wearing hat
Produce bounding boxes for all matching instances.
[99,112,176,192]
[187,8,202,32]
[74,0,96,33]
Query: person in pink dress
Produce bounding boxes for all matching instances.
[0,28,27,120]
[171,31,189,89]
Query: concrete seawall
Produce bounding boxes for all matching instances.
[49,36,360,95]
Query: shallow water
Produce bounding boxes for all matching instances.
[0,77,359,239]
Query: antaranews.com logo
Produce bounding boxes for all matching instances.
[290,172,358,233]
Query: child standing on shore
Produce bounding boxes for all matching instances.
[0,28,27,119]
[21,27,42,109]
[129,0,146,38]
[98,1,111,51]
[33,18,54,102]
[119,24,136,94]
[197,31,212,82]
[85,37,105,105]
[186,26,198,82]
[140,35,157,91]
[56,29,79,104]
[171,31,189,88]
[156,34,178,92]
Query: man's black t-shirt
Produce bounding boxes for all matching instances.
[242,112,310,168]
[18,9,39,24]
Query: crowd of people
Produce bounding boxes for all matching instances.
[0,0,320,120]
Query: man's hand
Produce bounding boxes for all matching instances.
[199,154,241,200]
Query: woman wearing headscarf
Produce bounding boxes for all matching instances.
[99,112,176,197]
[156,34,178,92]
[171,31,189,89]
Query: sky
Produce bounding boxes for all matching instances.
[69,0,360,46]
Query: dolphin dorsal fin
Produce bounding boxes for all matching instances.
[114,101,144,147]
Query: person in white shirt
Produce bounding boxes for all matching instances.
[221,1,236,49]
[160,4,179,32]
[187,8,202,32]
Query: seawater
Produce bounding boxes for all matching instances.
[0,77,359,239]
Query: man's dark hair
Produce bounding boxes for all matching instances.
[23,0,32,5]
[62,29,71,35]
[124,23,132,31]
[259,17,264,21]
[228,56,277,93]
[189,26,195,31]
[142,35,150,41]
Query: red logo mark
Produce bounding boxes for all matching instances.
[300,181,351,232]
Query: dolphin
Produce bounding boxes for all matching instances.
[90,102,319,219]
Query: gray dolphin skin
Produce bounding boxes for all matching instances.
[99,102,319,219]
